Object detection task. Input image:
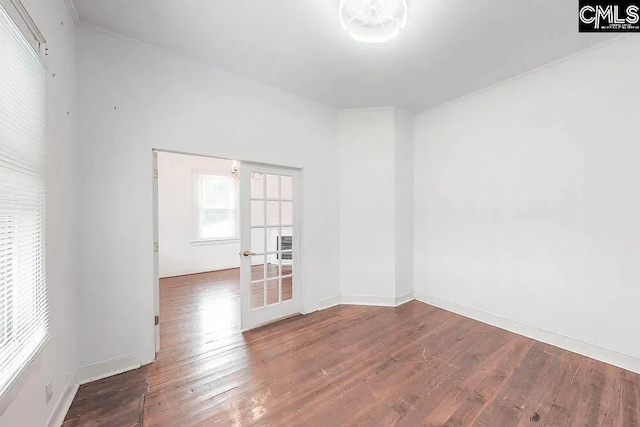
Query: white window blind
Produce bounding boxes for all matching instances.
[0,2,48,400]
[196,174,238,240]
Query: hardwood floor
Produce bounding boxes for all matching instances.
[64,269,640,426]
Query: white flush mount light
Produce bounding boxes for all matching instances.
[339,0,408,44]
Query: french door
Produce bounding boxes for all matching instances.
[240,163,302,330]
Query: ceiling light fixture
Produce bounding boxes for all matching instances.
[339,0,408,44]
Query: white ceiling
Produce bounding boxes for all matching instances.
[73,0,614,112]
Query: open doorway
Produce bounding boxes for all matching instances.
[154,151,241,355]
[152,150,302,355]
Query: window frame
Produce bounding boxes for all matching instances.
[191,169,240,245]
[0,0,46,60]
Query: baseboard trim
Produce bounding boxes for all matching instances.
[319,293,415,311]
[77,352,151,385]
[341,294,397,307]
[47,373,79,427]
[318,295,341,310]
[414,292,640,375]
[396,291,415,306]
[340,295,399,307]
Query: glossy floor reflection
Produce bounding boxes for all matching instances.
[63,269,246,426]
[64,269,640,426]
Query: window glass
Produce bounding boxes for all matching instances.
[197,175,238,239]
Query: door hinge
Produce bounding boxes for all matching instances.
[154,315,159,326]
[153,169,158,179]
[154,242,159,252]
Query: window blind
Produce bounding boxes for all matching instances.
[0,2,48,399]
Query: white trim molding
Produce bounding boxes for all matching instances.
[414,292,640,375]
[0,0,47,64]
[317,293,417,309]
[77,352,153,385]
[340,294,401,307]
[47,373,79,427]
[395,291,415,306]
[317,295,341,311]
[341,295,397,307]
[63,0,79,23]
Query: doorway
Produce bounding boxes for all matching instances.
[152,150,303,354]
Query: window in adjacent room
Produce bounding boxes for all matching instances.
[0,0,48,402]
[194,173,238,241]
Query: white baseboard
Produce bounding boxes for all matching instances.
[48,351,153,425]
[319,293,415,311]
[77,352,152,385]
[47,372,79,427]
[339,293,417,308]
[318,295,341,310]
[396,291,415,306]
[414,292,640,375]
[340,294,399,307]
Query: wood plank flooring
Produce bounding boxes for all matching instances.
[64,269,640,426]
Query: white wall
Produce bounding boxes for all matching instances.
[157,152,239,278]
[338,108,414,305]
[414,36,640,372]
[0,0,78,426]
[394,109,414,301]
[339,109,396,303]
[75,25,340,380]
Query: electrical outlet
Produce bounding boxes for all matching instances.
[45,381,52,404]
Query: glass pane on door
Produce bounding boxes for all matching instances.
[251,282,264,309]
[251,201,264,226]
[250,174,264,199]
[266,256,279,279]
[266,174,279,199]
[281,276,293,302]
[281,257,293,276]
[251,228,265,254]
[251,255,265,281]
[281,202,293,226]
[266,201,279,226]
[266,227,280,254]
[266,279,280,305]
[280,176,293,200]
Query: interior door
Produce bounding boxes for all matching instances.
[240,163,302,331]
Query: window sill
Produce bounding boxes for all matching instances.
[191,238,240,247]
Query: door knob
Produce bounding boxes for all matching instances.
[242,251,256,257]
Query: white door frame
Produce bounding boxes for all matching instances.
[152,151,160,354]
[151,150,304,354]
